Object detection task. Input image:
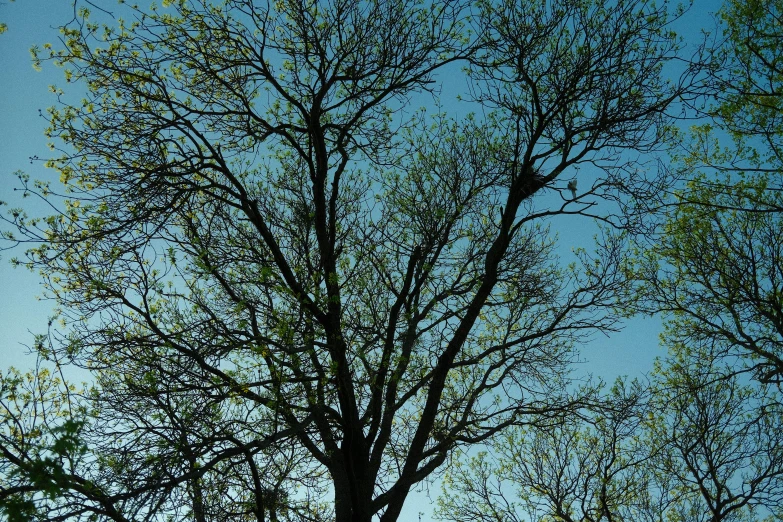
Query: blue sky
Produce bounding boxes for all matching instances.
[1,1,77,370]
[0,0,724,519]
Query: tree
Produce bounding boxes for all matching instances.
[645,345,783,522]
[673,0,782,206]
[1,0,692,520]
[434,350,783,522]
[435,2,783,520]
[435,380,684,522]
[701,0,783,179]
[634,0,783,386]
[0,364,91,522]
[636,176,783,386]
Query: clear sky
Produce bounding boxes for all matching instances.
[1,1,77,370]
[0,0,724,519]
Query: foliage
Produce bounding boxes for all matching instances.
[680,0,782,191]
[637,175,783,386]
[433,0,783,521]
[0,0,16,35]
[638,0,783,386]
[629,0,783,517]
[709,0,783,172]
[435,354,783,522]
[0,364,89,522]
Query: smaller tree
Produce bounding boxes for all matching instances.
[435,352,783,522]
[647,344,783,522]
[435,380,677,522]
[676,0,782,206]
[0,364,91,522]
[638,0,783,387]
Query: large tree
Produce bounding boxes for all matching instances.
[1,0,692,520]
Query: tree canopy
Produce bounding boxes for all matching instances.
[0,0,724,520]
[639,0,783,385]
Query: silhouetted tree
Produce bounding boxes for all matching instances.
[1,0,694,519]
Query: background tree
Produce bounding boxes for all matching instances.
[693,0,782,184]
[0,364,93,522]
[1,0,693,520]
[435,380,684,522]
[634,0,783,385]
[673,0,782,210]
[636,176,783,386]
[645,345,783,522]
[434,347,783,522]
